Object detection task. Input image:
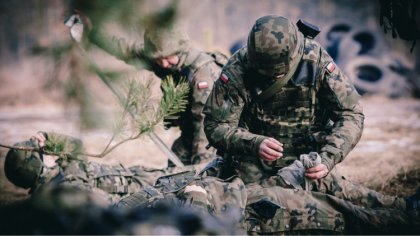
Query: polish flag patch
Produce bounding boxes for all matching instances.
[326,62,336,73]
[197,81,209,89]
[220,73,229,84]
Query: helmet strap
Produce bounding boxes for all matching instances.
[257,36,304,102]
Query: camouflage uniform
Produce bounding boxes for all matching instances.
[202,15,416,233]
[116,170,248,226]
[0,182,245,235]
[245,183,420,235]
[89,25,226,165]
[4,132,197,204]
[115,162,419,234]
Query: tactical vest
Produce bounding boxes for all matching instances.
[245,40,323,168]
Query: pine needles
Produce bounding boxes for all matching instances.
[0,75,189,159]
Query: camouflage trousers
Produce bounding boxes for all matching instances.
[236,161,419,234]
[246,184,420,235]
[237,161,406,210]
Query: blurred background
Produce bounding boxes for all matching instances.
[0,0,419,205]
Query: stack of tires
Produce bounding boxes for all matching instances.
[319,23,416,98]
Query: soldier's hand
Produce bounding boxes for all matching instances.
[64,10,92,43]
[259,138,283,162]
[31,131,46,148]
[305,163,328,179]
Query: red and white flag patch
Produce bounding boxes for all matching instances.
[326,62,336,73]
[197,81,209,89]
[220,73,229,84]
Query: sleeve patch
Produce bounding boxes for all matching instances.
[326,62,336,74]
[220,73,229,84]
[197,81,209,89]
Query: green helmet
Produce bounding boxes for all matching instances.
[4,140,43,189]
[143,25,190,59]
[247,15,304,79]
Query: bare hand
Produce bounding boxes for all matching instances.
[258,138,283,162]
[31,132,46,148]
[305,163,328,179]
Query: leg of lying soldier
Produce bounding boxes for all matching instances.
[261,166,406,210]
[325,192,420,235]
[316,169,406,210]
[245,185,420,235]
[245,184,346,235]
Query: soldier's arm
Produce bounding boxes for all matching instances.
[189,63,219,162]
[203,61,267,156]
[88,28,154,70]
[317,50,364,171]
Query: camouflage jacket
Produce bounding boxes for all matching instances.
[90,32,223,163]
[203,38,364,172]
[36,132,195,203]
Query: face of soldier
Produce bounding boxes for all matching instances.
[155,54,179,69]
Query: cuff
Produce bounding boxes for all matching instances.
[251,135,269,157]
[320,152,334,172]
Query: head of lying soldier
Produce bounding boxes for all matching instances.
[143,24,191,70]
[4,133,63,190]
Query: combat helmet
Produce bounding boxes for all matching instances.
[143,24,190,59]
[4,140,43,189]
[247,15,304,79]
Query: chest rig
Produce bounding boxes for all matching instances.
[245,41,322,168]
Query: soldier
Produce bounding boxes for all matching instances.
[115,159,248,230]
[201,15,420,233]
[66,12,227,166]
[115,157,420,234]
[4,131,200,204]
[0,181,243,235]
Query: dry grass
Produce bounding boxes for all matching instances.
[337,96,420,196]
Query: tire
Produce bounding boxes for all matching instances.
[344,56,410,97]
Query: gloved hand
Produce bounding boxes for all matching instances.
[277,160,305,189]
[64,10,92,43]
[276,152,322,190]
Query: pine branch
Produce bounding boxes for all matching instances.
[0,76,189,159]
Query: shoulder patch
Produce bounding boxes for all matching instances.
[326,62,336,74]
[220,73,229,84]
[197,81,209,89]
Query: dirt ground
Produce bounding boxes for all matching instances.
[0,57,419,205]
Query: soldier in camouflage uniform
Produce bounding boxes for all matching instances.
[115,161,248,230]
[4,131,199,204]
[0,180,244,235]
[114,156,420,234]
[201,15,420,233]
[66,13,226,165]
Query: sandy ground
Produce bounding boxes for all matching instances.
[0,57,419,205]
